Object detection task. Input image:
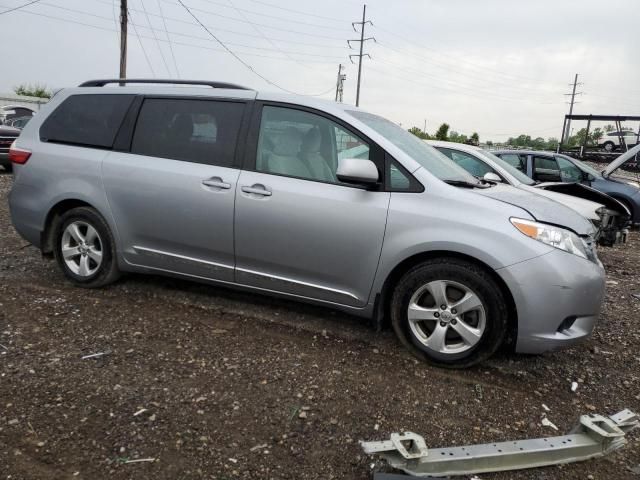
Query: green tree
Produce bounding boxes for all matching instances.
[470,132,479,145]
[408,126,430,140]
[435,123,450,141]
[448,130,468,144]
[13,83,52,99]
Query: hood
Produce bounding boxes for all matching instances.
[475,184,594,235]
[519,184,602,220]
[536,181,630,216]
[603,143,640,176]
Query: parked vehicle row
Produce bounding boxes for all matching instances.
[491,148,640,227]
[427,140,633,246]
[7,79,609,369]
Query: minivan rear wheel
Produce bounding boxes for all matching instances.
[53,207,120,288]
[390,258,507,368]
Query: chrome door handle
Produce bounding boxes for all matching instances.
[202,177,231,189]
[241,185,272,196]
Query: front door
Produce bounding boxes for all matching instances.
[234,104,390,307]
[103,97,247,282]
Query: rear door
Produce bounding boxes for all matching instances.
[103,96,249,282]
[532,155,562,182]
[233,104,390,307]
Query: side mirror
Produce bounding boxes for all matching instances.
[336,158,379,185]
[483,172,502,183]
[586,173,596,182]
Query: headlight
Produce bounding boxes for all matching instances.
[510,218,588,259]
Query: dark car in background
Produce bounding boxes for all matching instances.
[0,125,20,172]
[493,148,640,226]
[6,116,32,129]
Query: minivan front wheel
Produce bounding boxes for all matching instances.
[54,207,120,288]
[390,258,507,368]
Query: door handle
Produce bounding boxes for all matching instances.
[202,177,231,189]
[241,184,272,196]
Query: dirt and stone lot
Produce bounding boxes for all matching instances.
[0,171,639,479]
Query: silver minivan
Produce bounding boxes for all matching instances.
[8,79,606,367]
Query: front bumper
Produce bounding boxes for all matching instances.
[497,249,605,354]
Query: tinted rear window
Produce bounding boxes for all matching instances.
[131,98,245,167]
[40,94,134,148]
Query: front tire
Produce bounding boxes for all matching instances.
[390,258,508,368]
[53,207,120,288]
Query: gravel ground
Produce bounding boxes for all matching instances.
[1,171,639,480]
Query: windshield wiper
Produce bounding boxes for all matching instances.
[443,179,489,189]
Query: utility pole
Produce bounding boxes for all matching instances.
[335,64,346,102]
[119,0,128,79]
[423,119,427,136]
[348,4,375,107]
[563,73,582,143]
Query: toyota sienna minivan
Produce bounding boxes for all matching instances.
[8,79,606,368]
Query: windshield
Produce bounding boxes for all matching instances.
[347,110,478,183]
[557,154,602,177]
[481,150,535,185]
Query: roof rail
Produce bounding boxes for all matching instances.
[78,79,251,90]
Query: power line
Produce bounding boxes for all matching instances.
[372,24,566,88]
[139,0,171,76]
[194,0,351,31]
[12,1,348,60]
[245,0,346,22]
[156,0,180,77]
[223,0,314,70]
[348,4,374,107]
[0,4,339,64]
[128,5,156,76]
[176,0,334,96]
[0,0,41,15]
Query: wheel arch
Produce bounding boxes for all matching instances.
[374,250,518,348]
[41,199,97,256]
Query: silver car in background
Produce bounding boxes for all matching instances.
[8,79,606,367]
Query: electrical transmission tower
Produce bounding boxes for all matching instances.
[348,4,375,107]
[335,64,346,102]
[563,73,583,143]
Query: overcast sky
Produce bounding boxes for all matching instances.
[1,0,639,141]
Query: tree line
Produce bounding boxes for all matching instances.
[408,123,480,146]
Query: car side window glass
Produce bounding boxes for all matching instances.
[131,98,244,167]
[40,94,134,148]
[447,150,495,177]
[500,153,526,172]
[556,156,583,182]
[256,105,371,184]
[389,161,411,190]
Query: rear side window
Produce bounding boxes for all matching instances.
[131,98,244,167]
[40,94,134,148]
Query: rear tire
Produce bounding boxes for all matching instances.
[3,163,12,173]
[53,207,120,288]
[390,258,507,368]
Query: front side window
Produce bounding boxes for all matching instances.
[533,155,560,181]
[131,98,244,167]
[40,94,134,148]
[556,156,583,182]
[499,153,526,172]
[437,148,495,178]
[256,106,371,184]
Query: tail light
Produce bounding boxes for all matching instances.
[9,144,31,164]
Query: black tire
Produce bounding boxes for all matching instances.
[602,141,615,152]
[390,258,508,368]
[53,206,120,288]
[3,163,12,173]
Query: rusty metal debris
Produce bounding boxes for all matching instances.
[361,409,638,477]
